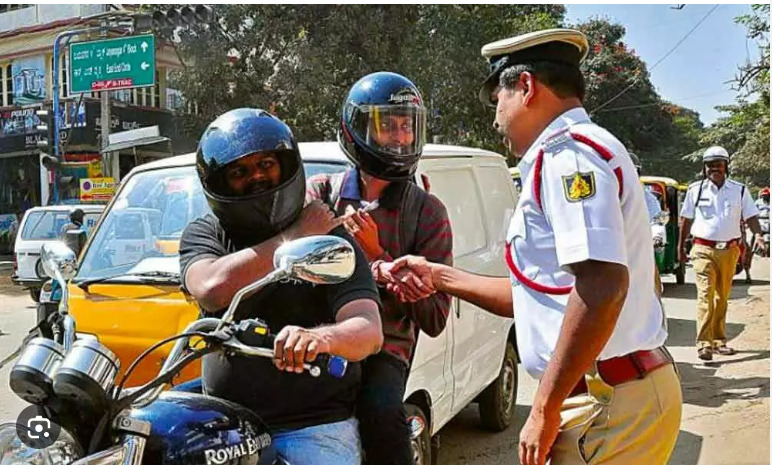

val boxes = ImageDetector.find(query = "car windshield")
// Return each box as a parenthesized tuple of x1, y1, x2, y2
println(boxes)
(76, 161, 350, 282)
(21, 210, 100, 240)
(76, 166, 210, 281)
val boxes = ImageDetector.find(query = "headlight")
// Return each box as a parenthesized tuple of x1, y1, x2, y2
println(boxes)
(0, 422, 83, 464)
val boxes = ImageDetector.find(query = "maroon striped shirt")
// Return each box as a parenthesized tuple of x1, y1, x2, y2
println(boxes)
(306, 169, 453, 364)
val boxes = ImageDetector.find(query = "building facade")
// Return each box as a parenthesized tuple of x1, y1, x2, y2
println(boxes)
(0, 4, 196, 252)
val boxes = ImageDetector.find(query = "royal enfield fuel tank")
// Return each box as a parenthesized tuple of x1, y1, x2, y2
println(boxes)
(128, 391, 272, 465)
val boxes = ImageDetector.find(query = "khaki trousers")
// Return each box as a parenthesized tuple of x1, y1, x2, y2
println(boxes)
(690, 244, 741, 349)
(550, 364, 682, 465)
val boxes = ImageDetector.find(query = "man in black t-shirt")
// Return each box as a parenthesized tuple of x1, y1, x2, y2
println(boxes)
(179, 109, 383, 465)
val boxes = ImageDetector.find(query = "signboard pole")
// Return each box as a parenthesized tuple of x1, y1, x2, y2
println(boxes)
(99, 24, 113, 180)
(51, 25, 102, 204)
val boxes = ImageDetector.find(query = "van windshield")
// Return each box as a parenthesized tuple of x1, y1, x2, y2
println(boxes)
(76, 161, 350, 282)
(22, 210, 100, 240)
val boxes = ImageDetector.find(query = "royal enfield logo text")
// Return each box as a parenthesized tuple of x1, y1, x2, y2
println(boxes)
(204, 434, 271, 465)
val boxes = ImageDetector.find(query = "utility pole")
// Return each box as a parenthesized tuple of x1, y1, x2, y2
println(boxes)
(98, 22, 115, 180)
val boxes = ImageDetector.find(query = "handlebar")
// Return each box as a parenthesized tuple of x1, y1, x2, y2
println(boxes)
(131, 318, 348, 407)
(221, 334, 348, 379)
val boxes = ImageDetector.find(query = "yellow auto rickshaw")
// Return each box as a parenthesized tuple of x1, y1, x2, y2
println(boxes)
(641, 176, 685, 284)
(509, 167, 522, 193)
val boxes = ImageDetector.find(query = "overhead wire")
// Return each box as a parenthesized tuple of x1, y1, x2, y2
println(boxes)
(589, 4, 721, 116)
(594, 89, 734, 113)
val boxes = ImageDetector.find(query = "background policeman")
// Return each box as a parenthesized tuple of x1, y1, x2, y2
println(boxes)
(678, 146, 766, 361)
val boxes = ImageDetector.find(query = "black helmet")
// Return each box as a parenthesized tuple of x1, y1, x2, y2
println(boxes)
(338, 72, 427, 181)
(69, 208, 84, 224)
(196, 108, 305, 240)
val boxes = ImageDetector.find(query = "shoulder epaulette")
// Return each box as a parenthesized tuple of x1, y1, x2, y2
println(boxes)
(542, 127, 572, 153)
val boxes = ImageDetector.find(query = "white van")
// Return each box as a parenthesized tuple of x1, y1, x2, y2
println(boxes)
(304, 143, 518, 463)
(70, 142, 518, 463)
(12, 204, 104, 301)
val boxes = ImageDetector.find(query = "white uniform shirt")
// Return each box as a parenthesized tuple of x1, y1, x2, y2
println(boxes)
(507, 108, 667, 379)
(680, 179, 758, 241)
(643, 186, 662, 223)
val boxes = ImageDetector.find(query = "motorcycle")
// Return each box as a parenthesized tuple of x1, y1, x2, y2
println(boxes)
(756, 206, 769, 257)
(0, 235, 355, 465)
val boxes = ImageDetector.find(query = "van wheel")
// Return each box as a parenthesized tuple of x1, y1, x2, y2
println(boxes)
(29, 288, 40, 302)
(406, 403, 431, 465)
(478, 342, 517, 431)
(675, 261, 686, 285)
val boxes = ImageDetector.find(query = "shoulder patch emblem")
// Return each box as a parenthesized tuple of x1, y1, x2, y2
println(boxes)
(562, 172, 596, 202)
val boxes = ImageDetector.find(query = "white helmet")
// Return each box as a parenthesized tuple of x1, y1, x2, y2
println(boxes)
(702, 146, 730, 164)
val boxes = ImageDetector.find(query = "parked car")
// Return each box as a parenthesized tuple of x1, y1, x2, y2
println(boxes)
(68, 142, 518, 463)
(11, 204, 104, 301)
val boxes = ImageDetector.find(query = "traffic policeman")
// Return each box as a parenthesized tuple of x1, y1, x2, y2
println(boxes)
(387, 29, 681, 465)
(678, 146, 766, 361)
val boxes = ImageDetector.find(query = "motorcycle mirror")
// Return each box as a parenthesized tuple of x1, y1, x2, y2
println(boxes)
(41, 242, 78, 282)
(220, 235, 355, 327)
(274, 235, 356, 285)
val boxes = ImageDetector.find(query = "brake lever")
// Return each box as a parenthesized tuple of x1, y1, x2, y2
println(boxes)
(0, 345, 22, 370)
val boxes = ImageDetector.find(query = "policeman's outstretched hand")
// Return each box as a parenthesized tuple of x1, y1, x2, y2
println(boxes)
(389, 255, 438, 302)
(290, 200, 344, 238)
(519, 406, 561, 465)
(373, 261, 435, 303)
(273, 325, 331, 374)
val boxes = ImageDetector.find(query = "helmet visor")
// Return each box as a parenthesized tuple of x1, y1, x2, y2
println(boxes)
(348, 104, 427, 158)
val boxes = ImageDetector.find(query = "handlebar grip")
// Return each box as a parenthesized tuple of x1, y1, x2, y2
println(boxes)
(261, 333, 347, 378)
(311, 354, 348, 379)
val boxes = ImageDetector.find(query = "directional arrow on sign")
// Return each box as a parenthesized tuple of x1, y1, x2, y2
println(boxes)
(141, 62, 150, 71)
(141, 41, 148, 52)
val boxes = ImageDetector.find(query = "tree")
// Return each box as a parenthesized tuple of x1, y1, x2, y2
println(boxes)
(401, 5, 565, 152)
(575, 18, 702, 180)
(696, 4, 769, 188)
(162, 5, 565, 149)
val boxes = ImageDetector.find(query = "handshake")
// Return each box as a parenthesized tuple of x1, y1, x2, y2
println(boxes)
(373, 256, 438, 303)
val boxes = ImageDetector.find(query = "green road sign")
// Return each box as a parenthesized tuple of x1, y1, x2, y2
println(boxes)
(69, 34, 155, 94)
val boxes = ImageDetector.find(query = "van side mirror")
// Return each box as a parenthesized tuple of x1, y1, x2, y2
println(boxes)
(63, 229, 87, 257)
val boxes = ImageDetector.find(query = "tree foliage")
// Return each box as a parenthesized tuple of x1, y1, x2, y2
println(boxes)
(575, 18, 702, 179)
(696, 4, 770, 188)
(161, 6, 717, 183)
(162, 5, 565, 149)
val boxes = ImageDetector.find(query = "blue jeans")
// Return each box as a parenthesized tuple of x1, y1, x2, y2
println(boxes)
(268, 417, 361, 465)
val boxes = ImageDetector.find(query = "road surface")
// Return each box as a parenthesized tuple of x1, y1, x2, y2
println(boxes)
(0, 259, 768, 464)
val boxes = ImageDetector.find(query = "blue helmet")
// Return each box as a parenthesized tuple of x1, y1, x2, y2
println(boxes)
(338, 72, 427, 181)
(196, 108, 304, 240)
